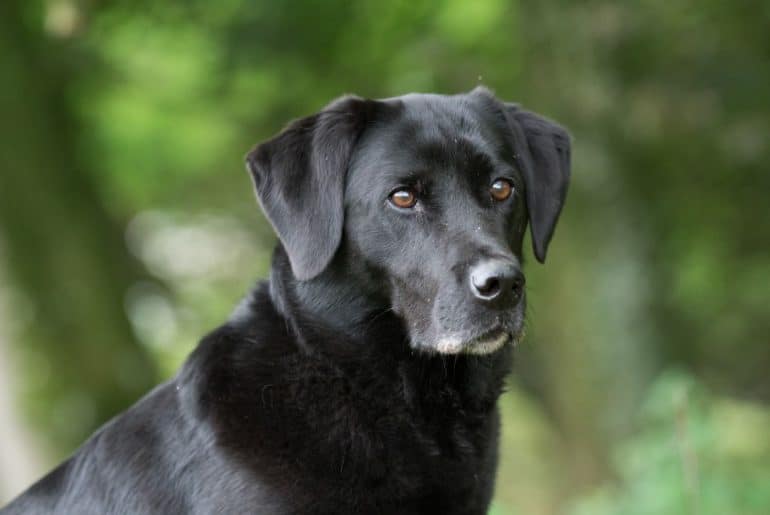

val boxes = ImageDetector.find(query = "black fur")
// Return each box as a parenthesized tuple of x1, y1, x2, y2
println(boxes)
(1, 88, 570, 514)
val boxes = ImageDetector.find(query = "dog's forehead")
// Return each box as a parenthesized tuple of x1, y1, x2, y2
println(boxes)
(353, 92, 509, 179)
(393, 92, 500, 141)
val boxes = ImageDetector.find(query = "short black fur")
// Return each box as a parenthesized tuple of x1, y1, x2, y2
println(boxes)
(1, 88, 570, 515)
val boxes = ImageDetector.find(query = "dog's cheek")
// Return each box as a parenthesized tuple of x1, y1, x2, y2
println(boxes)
(431, 295, 459, 336)
(387, 275, 434, 345)
(430, 281, 475, 336)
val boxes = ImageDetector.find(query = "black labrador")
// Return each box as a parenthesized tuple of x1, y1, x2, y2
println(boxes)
(1, 87, 570, 514)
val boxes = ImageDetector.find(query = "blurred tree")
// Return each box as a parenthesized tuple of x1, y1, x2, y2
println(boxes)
(0, 1, 157, 455)
(0, 0, 768, 512)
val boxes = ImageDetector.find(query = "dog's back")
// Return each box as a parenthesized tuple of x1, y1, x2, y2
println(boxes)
(2, 376, 287, 514)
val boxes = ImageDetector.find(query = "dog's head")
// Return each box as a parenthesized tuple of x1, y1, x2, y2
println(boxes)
(246, 88, 570, 355)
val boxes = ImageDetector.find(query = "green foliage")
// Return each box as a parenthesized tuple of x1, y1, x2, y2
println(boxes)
(569, 370, 770, 515)
(0, 0, 768, 511)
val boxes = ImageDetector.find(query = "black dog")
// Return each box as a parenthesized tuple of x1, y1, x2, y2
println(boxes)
(1, 87, 570, 514)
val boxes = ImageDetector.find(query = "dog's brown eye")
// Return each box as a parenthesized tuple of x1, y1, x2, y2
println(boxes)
(490, 179, 513, 201)
(389, 188, 417, 209)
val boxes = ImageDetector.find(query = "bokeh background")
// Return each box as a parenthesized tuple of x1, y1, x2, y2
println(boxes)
(1, 0, 769, 513)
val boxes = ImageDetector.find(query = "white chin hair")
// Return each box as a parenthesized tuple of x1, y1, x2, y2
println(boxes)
(434, 337, 465, 354)
(434, 331, 510, 355)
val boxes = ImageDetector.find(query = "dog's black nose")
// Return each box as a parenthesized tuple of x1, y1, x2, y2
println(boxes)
(470, 260, 525, 304)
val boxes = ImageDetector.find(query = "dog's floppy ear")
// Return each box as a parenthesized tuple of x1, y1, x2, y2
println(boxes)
(503, 104, 571, 263)
(245, 96, 376, 280)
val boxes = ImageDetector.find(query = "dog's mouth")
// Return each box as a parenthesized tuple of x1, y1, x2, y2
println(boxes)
(433, 326, 515, 355)
(464, 328, 512, 355)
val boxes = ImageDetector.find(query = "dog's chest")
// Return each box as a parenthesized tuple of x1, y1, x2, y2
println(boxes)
(206, 355, 500, 513)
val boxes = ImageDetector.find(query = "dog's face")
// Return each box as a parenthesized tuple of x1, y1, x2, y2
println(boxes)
(343, 94, 531, 354)
(247, 88, 570, 355)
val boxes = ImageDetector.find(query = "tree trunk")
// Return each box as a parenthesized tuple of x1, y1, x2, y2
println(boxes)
(0, 1, 157, 458)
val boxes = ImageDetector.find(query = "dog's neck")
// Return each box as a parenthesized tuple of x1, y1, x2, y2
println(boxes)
(268, 245, 409, 356)
(263, 245, 512, 409)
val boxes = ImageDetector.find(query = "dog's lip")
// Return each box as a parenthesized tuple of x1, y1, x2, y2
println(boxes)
(469, 326, 507, 344)
(464, 327, 511, 354)
(433, 326, 512, 354)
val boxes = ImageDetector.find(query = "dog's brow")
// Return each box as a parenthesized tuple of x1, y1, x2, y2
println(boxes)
(466, 150, 497, 175)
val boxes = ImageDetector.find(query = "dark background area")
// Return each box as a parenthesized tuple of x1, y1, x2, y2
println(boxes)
(1, 1, 768, 513)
